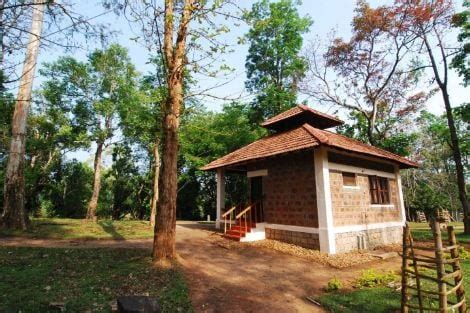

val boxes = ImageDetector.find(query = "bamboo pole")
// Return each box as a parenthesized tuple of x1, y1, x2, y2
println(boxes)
(447, 226, 466, 313)
(402, 225, 410, 313)
(433, 221, 447, 312)
(408, 226, 424, 312)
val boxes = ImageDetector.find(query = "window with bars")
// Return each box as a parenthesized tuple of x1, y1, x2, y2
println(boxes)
(368, 175, 390, 204)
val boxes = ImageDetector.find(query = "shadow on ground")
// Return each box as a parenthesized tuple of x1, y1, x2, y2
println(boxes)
(98, 220, 125, 240)
(176, 221, 219, 232)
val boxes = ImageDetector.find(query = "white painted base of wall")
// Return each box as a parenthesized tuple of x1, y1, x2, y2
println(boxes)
(240, 222, 266, 242)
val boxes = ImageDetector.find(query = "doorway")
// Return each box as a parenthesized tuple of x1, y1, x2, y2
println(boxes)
(250, 176, 264, 223)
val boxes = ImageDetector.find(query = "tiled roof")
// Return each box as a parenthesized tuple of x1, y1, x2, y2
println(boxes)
(303, 124, 418, 168)
(201, 124, 418, 170)
(200, 126, 321, 170)
(261, 104, 344, 130)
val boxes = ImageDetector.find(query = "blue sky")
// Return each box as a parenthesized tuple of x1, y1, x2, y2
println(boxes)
(33, 0, 469, 116)
(28, 0, 469, 163)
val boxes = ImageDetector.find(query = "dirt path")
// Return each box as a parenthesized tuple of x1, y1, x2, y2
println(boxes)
(0, 222, 402, 313)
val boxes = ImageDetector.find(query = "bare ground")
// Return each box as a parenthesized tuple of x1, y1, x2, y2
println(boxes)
(0, 221, 403, 313)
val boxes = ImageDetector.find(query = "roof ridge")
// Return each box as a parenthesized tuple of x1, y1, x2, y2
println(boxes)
(302, 123, 329, 144)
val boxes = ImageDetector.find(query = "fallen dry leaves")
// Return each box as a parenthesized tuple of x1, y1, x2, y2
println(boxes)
(245, 239, 378, 268)
(208, 233, 379, 268)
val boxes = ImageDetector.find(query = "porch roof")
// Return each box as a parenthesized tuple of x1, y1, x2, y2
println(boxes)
(201, 123, 419, 171)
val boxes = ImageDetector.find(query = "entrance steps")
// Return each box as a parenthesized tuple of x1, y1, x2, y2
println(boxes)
(223, 222, 265, 242)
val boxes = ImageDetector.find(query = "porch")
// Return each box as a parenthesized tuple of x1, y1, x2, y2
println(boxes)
(213, 148, 332, 252)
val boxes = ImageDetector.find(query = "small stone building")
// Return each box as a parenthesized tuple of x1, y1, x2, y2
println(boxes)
(202, 105, 418, 254)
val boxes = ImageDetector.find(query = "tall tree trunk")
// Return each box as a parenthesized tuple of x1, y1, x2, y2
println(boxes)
(441, 86, 469, 233)
(153, 90, 181, 260)
(150, 139, 160, 227)
(86, 141, 104, 221)
(1, 1, 45, 230)
(422, 33, 470, 234)
(153, 0, 194, 262)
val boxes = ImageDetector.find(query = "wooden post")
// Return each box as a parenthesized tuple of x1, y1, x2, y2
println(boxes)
(433, 221, 447, 312)
(401, 225, 410, 313)
(408, 226, 424, 312)
(447, 226, 467, 313)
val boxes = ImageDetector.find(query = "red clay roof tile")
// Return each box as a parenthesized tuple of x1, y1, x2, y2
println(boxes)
(261, 104, 344, 130)
(201, 123, 418, 170)
(200, 126, 321, 170)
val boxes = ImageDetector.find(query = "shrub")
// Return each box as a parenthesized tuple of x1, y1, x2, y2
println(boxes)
(354, 270, 398, 288)
(325, 277, 343, 292)
(459, 247, 470, 260)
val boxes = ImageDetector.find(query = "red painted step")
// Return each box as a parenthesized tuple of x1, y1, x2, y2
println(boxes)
(230, 225, 252, 232)
(224, 233, 242, 241)
(223, 221, 258, 241)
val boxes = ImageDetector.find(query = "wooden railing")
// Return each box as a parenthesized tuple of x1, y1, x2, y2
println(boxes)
(222, 202, 264, 234)
(222, 205, 238, 234)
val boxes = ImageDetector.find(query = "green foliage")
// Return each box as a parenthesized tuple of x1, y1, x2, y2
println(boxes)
(0, 93, 14, 161)
(107, 143, 150, 220)
(459, 246, 470, 260)
(244, 0, 312, 123)
(41, 44, 139, 147)
(451, 0, 470, 86)
(45, 160, 94, 218)
(403, 107, 469, 219)
(0, 93, 14, 205)
(119, 55, 166, 149)
(0, 247, 192, 311)
(179, 103, 264, 219)
(337, 111, 418, 156)
(354, 270, 398, 288)
(325, 277, 343, 292)
(35, 44, 141, 217)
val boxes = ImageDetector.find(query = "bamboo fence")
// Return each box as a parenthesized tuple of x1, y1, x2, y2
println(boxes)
(401, 221, 466, 312)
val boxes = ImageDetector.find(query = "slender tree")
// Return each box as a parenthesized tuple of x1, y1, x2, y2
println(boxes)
(118, 58, 166, 226)
(40, 44, 138, 221)
(397, 0, 470, 233)
(244, 0, 312, 123)
(106, 0, 240, 261)
(152, 0, 196, 261)
(1, 0, 45, 229)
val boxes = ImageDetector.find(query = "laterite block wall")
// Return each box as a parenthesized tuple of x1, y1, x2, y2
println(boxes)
(335, 226, 402, 253)
(265, 228, 319, 249)
(329, 171, 401, 226)
(247, 151, 319, 227)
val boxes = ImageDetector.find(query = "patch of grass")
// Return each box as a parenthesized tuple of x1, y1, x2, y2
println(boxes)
(0, 218, 154, 240)
(319, 258, 470, 312)
(0, 247, 192, 312)
(408, 222, 464, 229)
(318, 287, 401, 313)
(411, 227, 470, 245)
